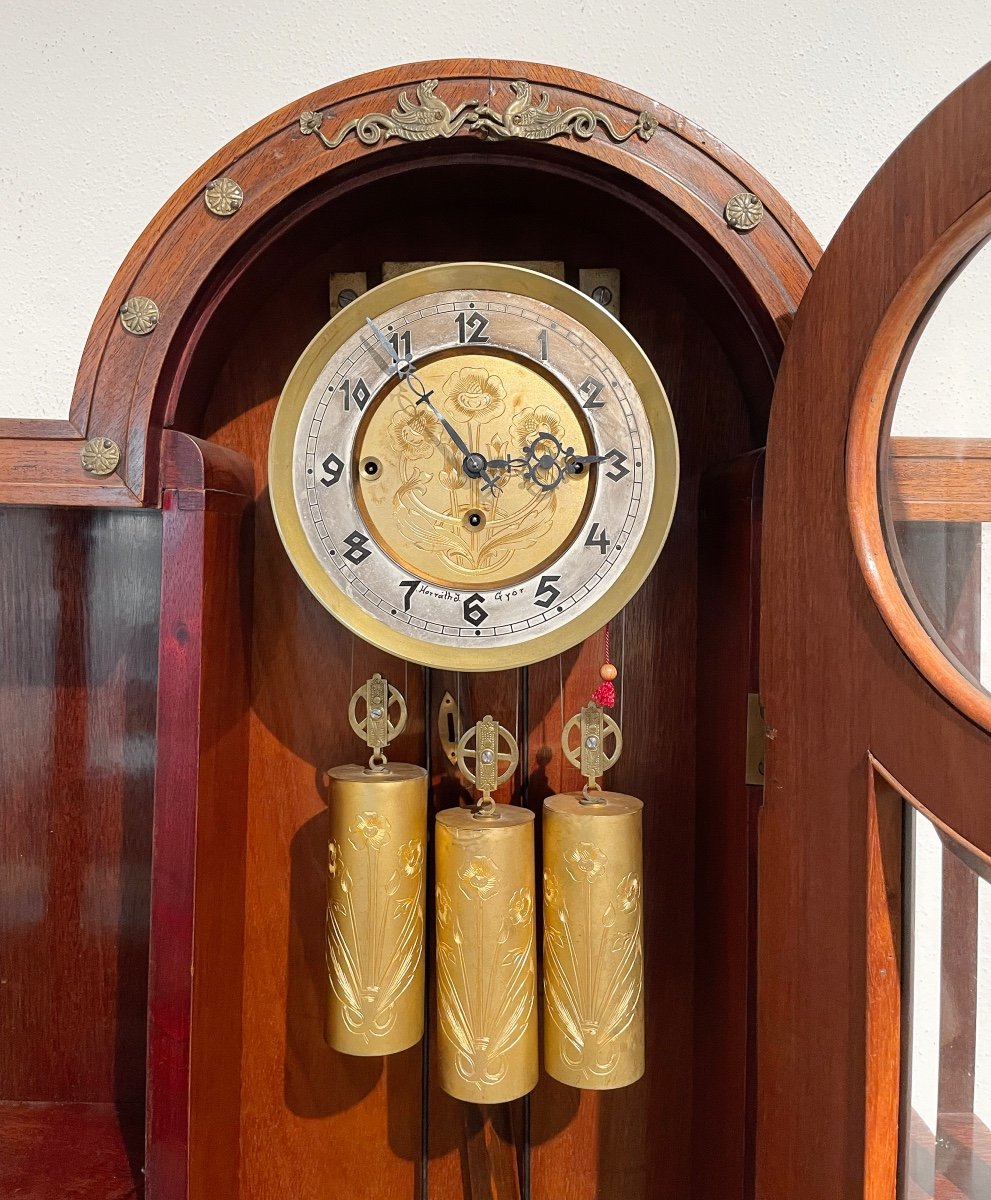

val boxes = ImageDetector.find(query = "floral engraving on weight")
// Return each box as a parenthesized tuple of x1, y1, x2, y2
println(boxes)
(436, 857, 535, 1090)
(326, 814, 424, 1043)
(544, 844, 642, 1080)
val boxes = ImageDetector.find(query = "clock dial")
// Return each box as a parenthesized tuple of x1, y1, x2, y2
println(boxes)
(269, 263, 679, 670)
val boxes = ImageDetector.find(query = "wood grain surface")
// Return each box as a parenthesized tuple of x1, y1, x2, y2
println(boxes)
(760, 61, 991, 1200)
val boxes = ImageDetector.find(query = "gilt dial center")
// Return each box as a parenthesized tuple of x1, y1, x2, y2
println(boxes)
(353, 349, 594, 591)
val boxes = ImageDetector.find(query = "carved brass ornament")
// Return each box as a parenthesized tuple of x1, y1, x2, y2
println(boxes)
(204, 176, 244, 216)
(300, 78, 657, 153)
(80, 437, 121, 477)
(119, 295, 159, 336)
(724, 191, 764, 232)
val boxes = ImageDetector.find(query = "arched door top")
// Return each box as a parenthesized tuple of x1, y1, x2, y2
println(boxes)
(0, 59, 816, 507)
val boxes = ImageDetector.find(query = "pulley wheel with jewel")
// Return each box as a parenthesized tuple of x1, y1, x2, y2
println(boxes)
(348, 672, 407, 767)
(456, 715, 519, 809)
(562, 700, 623, 795)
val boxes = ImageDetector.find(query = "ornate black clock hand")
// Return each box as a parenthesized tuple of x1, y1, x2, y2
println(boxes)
(365, 317, 411, 375)
(366, 317, 490, 478)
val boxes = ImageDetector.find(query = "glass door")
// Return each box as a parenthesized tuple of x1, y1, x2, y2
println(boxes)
(758, 61, 991, 1200)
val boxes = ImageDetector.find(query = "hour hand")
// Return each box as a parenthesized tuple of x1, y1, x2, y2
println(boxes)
(365, 317, 411, 376)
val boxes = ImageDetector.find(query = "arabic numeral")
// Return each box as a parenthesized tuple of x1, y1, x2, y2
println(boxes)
(585, 523, 611, 555)
(456, 311, 490, 344)
(579, 376, 606, 409)
(389, 330, 412, 360)
(320, 452, 344, 487)
(463, 592, 487, 627)
(399, 579, 419, 612)
(343, 530, 371, 565)
(533, 574, 561, 609)
(341, 377, 371, 412)
(604, 448, 630, 482)
(537, 328, 549, 361)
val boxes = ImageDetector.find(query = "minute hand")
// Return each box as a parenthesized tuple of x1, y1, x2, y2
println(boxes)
(414, 391, 488, 477)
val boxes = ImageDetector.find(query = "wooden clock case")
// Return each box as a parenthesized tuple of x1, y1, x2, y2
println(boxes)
(3, 57, 987, 1200)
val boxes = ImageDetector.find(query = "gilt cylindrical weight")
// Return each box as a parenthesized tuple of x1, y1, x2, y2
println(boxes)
(435, 805, 538, 1102)
(326, 762, 427, 1055)
(542, 791, 644, 1089)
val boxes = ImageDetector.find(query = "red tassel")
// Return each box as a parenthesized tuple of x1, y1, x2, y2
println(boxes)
(592, 680, 616, 708)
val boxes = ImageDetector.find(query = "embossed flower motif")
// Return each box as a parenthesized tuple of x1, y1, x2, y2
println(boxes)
(400, 839, 423, 877)
(508, 888, 533, 926)
(327, 840, 338, 881)
(543, 869, 560, 907)
(389, 403, 440, 461)
(458, 855, 500, 900)
(511, 404, 565, 450)
(350, 811, 392, 850)
(638, 111, 659, 141)
(299, 109, 324, 135)
(565, 841, 607, 882)
(443, 367, 507, 425)
(436, 885, 452, 929)
(616, 872, 640, 913)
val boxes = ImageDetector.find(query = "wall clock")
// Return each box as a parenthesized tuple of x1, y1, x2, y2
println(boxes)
(269, 262, 679, 668)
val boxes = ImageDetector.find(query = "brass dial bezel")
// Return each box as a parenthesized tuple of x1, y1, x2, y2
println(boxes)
(269, 262, 679, 671)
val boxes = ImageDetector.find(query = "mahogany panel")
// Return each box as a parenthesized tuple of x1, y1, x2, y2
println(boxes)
(146, 431, 254, 1199)
(0, 507, 160, 1110)
(691, 450, 764, 1200)
(197, 278, 426, 1200)
(0, 1101, 143, 1200)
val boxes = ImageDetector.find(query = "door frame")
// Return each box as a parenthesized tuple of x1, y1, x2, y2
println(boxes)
(759, 62, 991, 1199)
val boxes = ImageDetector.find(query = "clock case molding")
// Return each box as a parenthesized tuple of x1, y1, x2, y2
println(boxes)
(4, 57, 982, 1200)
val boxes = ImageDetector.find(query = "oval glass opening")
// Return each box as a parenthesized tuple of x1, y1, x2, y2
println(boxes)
(880, 238, 991, 699)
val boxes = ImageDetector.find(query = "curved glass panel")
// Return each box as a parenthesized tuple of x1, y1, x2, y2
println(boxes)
(881, 239, 991, 698)
(902, 806, 991, 1199)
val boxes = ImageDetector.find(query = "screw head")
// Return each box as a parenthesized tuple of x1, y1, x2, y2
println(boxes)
(591, 285, 613, 306)
(338, 288, 358, 307)
(204, 177, 244, 217)
(369, 706, 384, 720)
(585, 735, 599, 750)
(480, 749, 495, 764)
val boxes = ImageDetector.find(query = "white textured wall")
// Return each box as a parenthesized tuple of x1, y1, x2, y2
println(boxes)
(1, 1, 989, 420)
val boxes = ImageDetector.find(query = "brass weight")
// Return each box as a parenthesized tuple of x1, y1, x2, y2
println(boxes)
(434, 716, 539, 1103)
(543, 702, 644, 1089)
(325, 675, 427, 1056)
